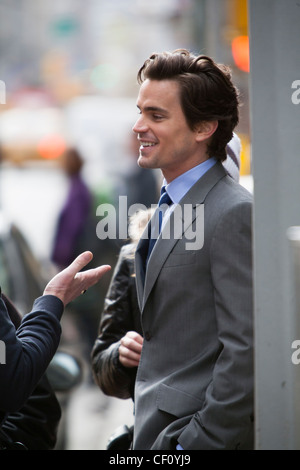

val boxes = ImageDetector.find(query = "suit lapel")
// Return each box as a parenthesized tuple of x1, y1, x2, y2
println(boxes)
(142, 208, 181, 308)
(135, 233, 148, 312)
(135, 161, 226, 312)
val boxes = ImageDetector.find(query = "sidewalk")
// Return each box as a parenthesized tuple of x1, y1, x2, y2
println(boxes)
(64, 382, 134, 450)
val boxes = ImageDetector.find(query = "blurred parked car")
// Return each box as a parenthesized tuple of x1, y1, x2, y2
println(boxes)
(0, 211, 46, 312)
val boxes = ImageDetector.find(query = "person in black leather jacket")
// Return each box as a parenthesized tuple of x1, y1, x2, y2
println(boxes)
(91, 210, 152, 399)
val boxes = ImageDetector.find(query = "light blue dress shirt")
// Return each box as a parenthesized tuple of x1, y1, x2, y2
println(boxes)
(165, 157, 217, 204)
(160, 157, 217, 229)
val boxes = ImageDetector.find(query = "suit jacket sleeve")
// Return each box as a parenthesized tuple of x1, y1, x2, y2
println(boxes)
(163, 199, 253, 450)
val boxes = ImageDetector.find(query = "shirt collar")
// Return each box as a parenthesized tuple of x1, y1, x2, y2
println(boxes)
(163, 157, 217, 204)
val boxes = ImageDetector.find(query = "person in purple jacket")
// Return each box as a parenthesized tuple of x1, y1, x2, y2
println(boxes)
(51, 148, 92, 269)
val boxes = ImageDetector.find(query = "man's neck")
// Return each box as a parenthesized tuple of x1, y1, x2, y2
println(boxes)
(162, 157, 217, 204)
(162, 155, 211, 184)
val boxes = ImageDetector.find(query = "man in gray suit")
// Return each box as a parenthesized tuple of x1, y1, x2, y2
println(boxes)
(118, 50, 253, 450)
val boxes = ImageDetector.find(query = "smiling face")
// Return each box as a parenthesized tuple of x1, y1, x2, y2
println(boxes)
(132, 79, 210, 183)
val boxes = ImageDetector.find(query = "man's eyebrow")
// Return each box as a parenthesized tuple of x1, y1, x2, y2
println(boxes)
(137, 104, 169, 114)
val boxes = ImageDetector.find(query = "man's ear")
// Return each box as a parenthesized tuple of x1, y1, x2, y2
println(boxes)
(195, 121, 218, 142)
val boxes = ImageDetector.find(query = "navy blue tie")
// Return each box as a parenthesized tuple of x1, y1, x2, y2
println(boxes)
(146, 187, 172, 263)
(158, 186, 172, 205)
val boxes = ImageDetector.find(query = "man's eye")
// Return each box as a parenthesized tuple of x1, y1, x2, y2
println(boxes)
(153, 114, 163, 120)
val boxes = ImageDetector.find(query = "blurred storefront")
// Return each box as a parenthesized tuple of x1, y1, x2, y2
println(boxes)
(0, 0, 251, 174)
(0, 0, 252, 261)
(0, 0, 253, 450)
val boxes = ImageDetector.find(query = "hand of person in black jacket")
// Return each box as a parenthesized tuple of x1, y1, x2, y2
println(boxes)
(44, 251, 111, 306)
(0, 251, 111, 416)
(119, 331, 143, 368)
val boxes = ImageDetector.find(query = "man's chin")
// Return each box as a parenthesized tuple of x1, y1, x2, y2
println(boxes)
(137, 155, 153, 169)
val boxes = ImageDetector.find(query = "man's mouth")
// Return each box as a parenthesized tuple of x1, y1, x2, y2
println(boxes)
(140, 141, 157, 148)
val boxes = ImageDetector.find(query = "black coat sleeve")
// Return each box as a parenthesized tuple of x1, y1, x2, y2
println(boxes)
(0, 293, 62, 449)
(0, 374, 61, 450)
(0, 293, 63, 412)
(91, 244, 143, 400)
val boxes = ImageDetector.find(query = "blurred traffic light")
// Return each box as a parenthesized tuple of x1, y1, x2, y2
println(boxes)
(37, 135, 66, 160)
(228, 0, 249, 72)
(231, 35, 249, 73)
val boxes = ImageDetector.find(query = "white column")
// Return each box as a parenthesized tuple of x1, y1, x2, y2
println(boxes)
(249, 0, 300, 449)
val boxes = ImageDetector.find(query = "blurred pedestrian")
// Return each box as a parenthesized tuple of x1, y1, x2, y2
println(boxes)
(223, 132, 241, 182)
(0, 250, 110, 448)
(51, 147, 113, 365)
(51, 147, 92, 269)
(130, 49, 253, 450)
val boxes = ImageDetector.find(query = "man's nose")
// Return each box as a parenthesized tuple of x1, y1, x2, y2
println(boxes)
(132, 115, 147, 134)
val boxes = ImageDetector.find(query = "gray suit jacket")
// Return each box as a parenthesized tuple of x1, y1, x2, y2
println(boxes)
(133, 162, 253, 450)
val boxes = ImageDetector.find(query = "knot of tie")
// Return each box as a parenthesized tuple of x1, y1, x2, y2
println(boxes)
(158, 187, 172, 232)
(158, 186, 172, 207)
(146, 186, 172, 265)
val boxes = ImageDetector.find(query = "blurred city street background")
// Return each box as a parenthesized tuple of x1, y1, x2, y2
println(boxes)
(0, 0, 251, 450)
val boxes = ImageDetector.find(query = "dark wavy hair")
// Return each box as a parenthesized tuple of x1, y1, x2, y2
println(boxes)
(137, 49, 240, 161)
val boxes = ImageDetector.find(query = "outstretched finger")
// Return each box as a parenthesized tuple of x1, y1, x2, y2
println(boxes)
(79, 265, 111, 289)
(91, 265, 112, 282)
(67, 251, 94, 277)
